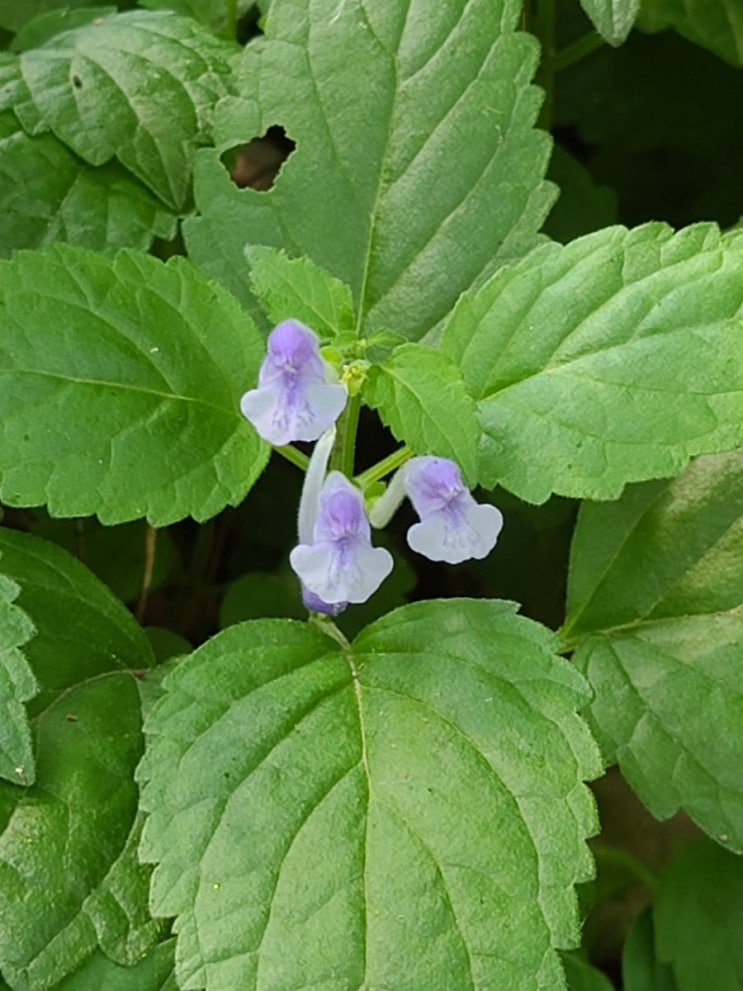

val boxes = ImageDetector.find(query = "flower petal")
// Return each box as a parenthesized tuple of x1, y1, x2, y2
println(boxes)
(407, 502, 503, 564)
(240, 320, 347, 444)
(290, 540, 392, 604)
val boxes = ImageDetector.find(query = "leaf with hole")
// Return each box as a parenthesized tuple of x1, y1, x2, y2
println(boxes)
(185, 0, 554, 340)
(139, 600, 601, 990)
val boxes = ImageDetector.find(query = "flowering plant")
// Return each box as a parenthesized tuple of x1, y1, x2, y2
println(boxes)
(0, 2, 742, 990)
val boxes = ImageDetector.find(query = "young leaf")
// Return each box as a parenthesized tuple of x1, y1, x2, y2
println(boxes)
(364, 343, 480, 482)
(246, 245, 355, 339)
(184, 0, 555, 340)
(565, 450, 743, 851)
(0, 528, 159, 989)
(0, 10, 237, 210)
(653, 841, 743, 990)
(0, 569, 36, 787)
(578, 0, 641, 46)
(139, 601, 601, 990)
(637, 0, 743, 68)
(441, 223, 743, 502)
(0, 112, 176, 256)
(0, 243, 269, 525)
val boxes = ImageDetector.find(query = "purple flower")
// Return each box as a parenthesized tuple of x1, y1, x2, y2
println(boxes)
(290, 470, 393, 613)
(240, 320, 347, 445)
(403, 457, 503, 564)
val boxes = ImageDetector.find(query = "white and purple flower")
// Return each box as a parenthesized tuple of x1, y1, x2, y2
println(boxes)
(370, 456, 503, 564)
(290, 428, 393, 615)
(240, 319, 347, 445)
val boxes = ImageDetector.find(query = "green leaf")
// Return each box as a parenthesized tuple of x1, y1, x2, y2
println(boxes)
(0, 112, 176, 257)
(139, 0, 236, 34)
(246, 245, 355, 338)
(0, 569, 36, 787)
(441, 223, 743, 502)
(11, 8, 117, 51)
(622, 908, 678, 991)
(50, 940, 176, 991)
(566, 451, 743, 850)
(1, 10, 237, 210)
(0, 0, 133, 34)
(578, 0, 641, 45)
(637, 0, 743, 68)
(184, 0, 555, 341)
(364, 343, 480, 481)
(561, 952, 616, 991)
(0, 528, 158, 990)
(139, 601, 601, 990)
(0, 243, 269, 525)
(653, 840, 743, 990)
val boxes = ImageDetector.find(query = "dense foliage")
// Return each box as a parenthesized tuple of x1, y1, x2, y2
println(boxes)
(0, 0, 742, 988)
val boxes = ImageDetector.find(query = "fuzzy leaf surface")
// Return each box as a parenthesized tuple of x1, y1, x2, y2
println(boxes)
(364, 343, 480, 481)
(442, 223, 743, 501)
(185, 0, 554, 340)
(637, 0, 743, 67)
(139, 601, 601, 991)
(566, 451, 743, 850)
(0, 244, 269, 525)
(1, 10, 236, 210)
(0, 570, 36, 786)
(0, 528, 158, 990)
(0, 112, 176, 256)
(246, 246, 355, 339)
(579, 0, 641, 45)
(0, 0, 130, 33)
(653, 841, 743, 990)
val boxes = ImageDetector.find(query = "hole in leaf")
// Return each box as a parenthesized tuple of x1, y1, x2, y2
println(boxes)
(227, 126, 296, 191)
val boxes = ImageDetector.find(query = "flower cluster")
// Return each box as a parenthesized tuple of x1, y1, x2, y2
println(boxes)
(241, 319, 503, 616)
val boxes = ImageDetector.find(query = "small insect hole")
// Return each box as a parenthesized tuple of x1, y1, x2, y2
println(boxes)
(72, 75, 83, 89)
(227, 125, 296, 192)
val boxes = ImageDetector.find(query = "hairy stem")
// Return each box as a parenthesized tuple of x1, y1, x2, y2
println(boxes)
(275, 444, 310, 471)
(355, 445, 413, 490)
(331, 394, 362, 476)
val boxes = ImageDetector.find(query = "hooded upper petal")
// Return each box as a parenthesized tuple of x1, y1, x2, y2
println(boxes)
(240, 319, 347, 445)
(290, 472, 393, 607)
(403, 456, 503, 564)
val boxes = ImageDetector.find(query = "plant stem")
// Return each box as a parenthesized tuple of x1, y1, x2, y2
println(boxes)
(533, 0, 556, 131)
(224, 0, 238, 40)
(355, 445, 412, 490)
(331, 394, 362, 476)
(136, 524, 157, 624)
(275, 444, 310, 471)
(592, 844, 660, 891)
(553, 31, 605, 72)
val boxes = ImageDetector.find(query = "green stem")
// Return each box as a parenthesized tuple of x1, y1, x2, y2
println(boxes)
(310, 613, 352, 650)
(224, 0, 238, 40)
(275, 444, 310, 471)
(331, 394, 362, 476)
(355, 445, 413, 490)
(592, 844, 660, 891)
(533, 0, 556, 131)
(553, 31, 605, 72)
